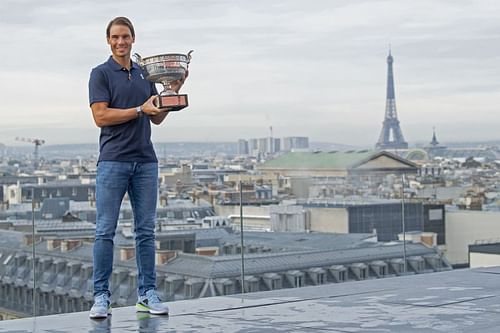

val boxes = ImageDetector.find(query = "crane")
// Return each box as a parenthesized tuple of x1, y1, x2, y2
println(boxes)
(15, 137, 45, 168)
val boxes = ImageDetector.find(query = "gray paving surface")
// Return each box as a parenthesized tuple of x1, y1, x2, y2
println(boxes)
(1, 267, 500, 332)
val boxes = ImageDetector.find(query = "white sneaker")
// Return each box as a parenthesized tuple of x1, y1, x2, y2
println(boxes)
(136, 289, 169, 315)
(89, 293, 112, 319)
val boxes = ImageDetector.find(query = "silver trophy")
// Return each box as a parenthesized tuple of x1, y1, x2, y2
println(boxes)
(134, 50, 193, 111)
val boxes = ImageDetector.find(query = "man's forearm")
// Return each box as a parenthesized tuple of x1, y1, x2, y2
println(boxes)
(92, 106, 140, 127)
(151, 111, 168, 125)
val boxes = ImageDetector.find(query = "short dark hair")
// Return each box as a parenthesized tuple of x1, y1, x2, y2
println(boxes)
(106, 16, 135, 38)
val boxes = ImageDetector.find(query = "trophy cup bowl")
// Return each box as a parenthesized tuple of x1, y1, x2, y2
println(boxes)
(134, 50, 193, 111)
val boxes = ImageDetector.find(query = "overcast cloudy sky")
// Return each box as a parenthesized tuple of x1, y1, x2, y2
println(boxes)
(0, 0, 499, 147)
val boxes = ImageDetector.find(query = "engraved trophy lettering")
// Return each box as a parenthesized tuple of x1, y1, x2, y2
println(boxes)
(134, 50, 193, 111)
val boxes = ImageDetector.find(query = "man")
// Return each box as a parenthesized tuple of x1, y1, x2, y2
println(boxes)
(88, 16, 186, 319)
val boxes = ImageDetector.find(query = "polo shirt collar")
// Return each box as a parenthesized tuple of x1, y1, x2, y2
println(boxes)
(107, 56, 140, 71)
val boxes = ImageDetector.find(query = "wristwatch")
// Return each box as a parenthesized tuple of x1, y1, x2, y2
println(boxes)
(136, 106, 143, 116)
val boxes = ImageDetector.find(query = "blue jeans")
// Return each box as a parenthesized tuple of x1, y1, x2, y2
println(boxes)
(93, 161, 158, 298)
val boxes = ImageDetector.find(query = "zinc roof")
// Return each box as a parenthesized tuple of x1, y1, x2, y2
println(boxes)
(163, 242, 439, 279)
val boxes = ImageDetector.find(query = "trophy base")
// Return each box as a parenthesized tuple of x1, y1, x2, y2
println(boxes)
(156, 94, 188, 112)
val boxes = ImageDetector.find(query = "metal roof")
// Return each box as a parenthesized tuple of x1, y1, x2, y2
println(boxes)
(469, 242, 500, 255)
(163, 242, 439, 278)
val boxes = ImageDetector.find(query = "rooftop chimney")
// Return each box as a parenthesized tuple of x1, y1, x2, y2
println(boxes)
(120, 247, 135, 261)
(156, 250, 177, 265)
(23, 234, 41, 246)
(61, 240, 82, 252)
(47, 239, 61, 251)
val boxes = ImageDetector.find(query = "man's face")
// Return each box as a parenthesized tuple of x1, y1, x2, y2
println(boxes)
(107, 24, 134, 58)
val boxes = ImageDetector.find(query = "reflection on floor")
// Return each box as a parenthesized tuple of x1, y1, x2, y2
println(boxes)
(1, 266, 500, 332)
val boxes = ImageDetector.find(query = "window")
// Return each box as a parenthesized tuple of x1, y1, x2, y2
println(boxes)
(166, 281, 174, 294)
(247, 281, 259, 292)
(223, 285, 232, 295)
(294, 276, 303, 287)
(429, 209, 442, 220)
(186, 285, 193, 298)
(272, 279, 281, 290)
(316, 273, 326, 285)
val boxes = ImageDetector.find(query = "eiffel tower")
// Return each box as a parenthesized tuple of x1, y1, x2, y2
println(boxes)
(375, 49, 408, 150)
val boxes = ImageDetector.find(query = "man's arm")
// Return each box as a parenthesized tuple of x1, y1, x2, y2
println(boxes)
(150, 71, 189, 126)
(150, 111, 168, 125)
(91, 96, 162, 128)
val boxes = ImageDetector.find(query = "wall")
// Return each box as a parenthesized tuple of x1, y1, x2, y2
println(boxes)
(445, 211, 500, 265)
(270, 205, 309, 232)
(215, 204, 271, 231)
(309, 207, 348, 233)
(469, 252, 500, 268)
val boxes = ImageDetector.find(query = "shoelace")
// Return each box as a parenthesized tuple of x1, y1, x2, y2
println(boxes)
(146, 292, 161, 304)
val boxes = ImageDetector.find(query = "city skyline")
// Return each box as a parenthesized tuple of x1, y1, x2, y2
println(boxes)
(1, 0, 499, 146)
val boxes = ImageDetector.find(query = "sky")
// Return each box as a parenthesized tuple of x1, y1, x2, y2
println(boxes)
(0, 0, 499, 147)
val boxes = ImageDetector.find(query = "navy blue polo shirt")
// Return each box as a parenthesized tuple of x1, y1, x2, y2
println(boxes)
(89, 56, 158, 163)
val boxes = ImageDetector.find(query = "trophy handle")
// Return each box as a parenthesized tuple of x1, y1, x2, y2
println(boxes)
(133, 53, 143, 66)
(186, 50, 194, 67)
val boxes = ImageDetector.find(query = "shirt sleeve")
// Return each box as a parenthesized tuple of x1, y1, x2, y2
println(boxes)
(88, 68, 111, 106)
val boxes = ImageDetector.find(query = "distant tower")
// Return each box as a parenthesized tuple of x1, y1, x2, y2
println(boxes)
(430, 127, 439, 147)
(375, 49, 408, 150)
(237, 139, 249, 155)
(426, 127, 446, 157)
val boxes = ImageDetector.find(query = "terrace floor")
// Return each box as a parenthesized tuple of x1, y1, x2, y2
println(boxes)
(1, 266, 500, 332)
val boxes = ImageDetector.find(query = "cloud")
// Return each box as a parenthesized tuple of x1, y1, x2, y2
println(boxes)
(0, 0, 499, 146)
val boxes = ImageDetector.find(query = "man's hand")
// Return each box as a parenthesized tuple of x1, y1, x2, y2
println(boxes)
(171, 70, 189, 93)
(141, 95, 162, 116)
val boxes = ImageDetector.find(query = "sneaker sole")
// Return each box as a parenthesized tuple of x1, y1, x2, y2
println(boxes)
(135, 303, 149, 313)
(89, 308, 112, 319)
(135, 303, 168, 315)
(149, 309, 169, 315)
